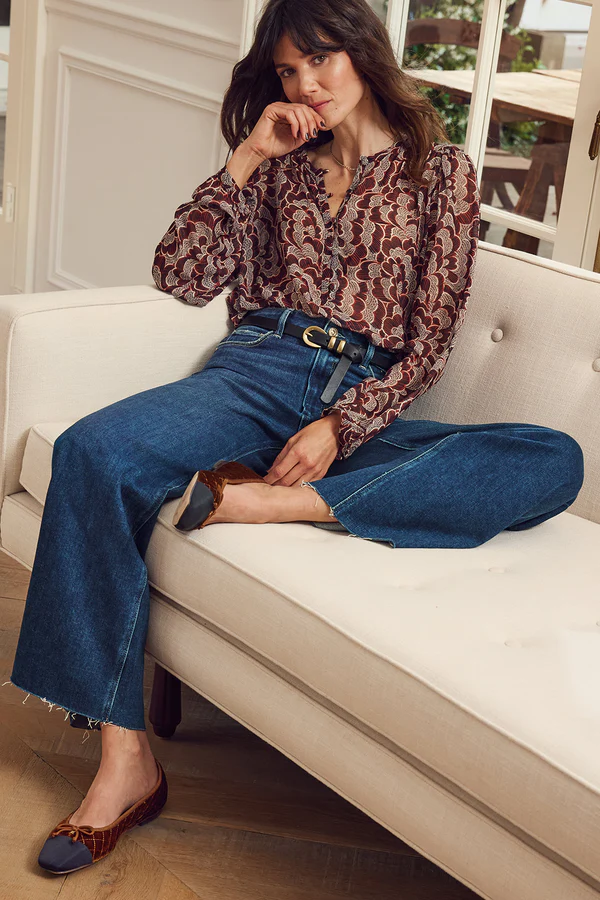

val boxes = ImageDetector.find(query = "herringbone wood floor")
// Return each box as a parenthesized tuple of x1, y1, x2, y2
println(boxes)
(0, 549, 480, 899)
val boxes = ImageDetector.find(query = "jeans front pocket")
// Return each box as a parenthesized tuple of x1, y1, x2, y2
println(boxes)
(217, 324, 277, 348)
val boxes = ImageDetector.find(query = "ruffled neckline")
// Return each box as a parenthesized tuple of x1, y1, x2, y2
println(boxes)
(296, 138, 406, 177)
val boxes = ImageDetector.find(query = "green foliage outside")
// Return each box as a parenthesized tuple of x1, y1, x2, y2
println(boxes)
(381, 0, 544, 158)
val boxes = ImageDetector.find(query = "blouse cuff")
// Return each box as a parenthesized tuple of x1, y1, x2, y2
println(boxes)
(218, 165, 260, 222)
(321, 406, 366, 461)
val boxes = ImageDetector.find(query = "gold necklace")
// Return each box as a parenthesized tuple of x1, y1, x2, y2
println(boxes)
(329, 137, 396, 172)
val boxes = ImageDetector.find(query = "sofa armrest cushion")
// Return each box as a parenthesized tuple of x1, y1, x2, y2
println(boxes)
(0, 284, 232, 502)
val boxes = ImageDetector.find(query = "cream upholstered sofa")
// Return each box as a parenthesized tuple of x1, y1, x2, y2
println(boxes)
(0, 241, 599, 900)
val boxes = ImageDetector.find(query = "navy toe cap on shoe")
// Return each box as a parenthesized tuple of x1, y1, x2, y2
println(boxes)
(175, 481, 215, 530)
(38, 835, 93, 873)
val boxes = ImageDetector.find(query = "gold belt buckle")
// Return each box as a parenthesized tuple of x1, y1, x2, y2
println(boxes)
(302, 325, 328, 349)
(302, 325, 346, 353)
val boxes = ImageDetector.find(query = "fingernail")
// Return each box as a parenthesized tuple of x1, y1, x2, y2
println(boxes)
(305, 132, 310, 141)
(312, 128, 318, 137)
(320, 120, 326, 127)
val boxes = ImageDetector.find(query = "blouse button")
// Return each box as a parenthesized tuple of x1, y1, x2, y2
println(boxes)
(592, 358, 600, 372)
(491, 328, 504, 342)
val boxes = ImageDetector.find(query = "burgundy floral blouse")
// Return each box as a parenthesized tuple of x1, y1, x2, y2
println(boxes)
(152, 140, 480, 460)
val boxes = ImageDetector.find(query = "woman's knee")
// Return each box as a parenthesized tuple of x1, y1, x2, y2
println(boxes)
(55, 416, 105, 458)
(541, 427, 584, 495)
(53, 407, 134, 472)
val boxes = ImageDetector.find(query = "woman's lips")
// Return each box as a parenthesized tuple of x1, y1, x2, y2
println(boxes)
(312, 100, 330, 112)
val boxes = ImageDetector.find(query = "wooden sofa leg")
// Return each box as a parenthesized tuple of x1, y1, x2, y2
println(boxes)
(149, 663, 182, 738)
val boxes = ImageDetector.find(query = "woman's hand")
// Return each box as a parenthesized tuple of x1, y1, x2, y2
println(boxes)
(245, 102, 329, 162)
(264, 413, 342, 487)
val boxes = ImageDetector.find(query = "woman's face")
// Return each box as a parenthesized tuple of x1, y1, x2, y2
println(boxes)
(272, 33, 367, 129)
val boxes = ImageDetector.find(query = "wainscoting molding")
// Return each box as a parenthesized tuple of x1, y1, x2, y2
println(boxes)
(47, 48, 222, 290)
(46, 0, 241, 63)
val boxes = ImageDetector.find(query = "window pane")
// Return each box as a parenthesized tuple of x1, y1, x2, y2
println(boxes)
(367, 0, 388, 24)
(402, 0, 483, 147)
(480, 0, 591, 257)
(483, 224, 554, 260)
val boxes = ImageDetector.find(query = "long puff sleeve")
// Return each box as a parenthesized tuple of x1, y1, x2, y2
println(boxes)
(152, 164, 263, 306)
(321, 145, 480, 460)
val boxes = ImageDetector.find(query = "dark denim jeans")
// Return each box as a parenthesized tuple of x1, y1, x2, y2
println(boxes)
(9, 306, 584, 730)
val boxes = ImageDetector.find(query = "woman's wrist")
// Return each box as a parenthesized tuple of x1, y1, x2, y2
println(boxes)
(324, 410, 342, 432)
(226, 142, 265, 189)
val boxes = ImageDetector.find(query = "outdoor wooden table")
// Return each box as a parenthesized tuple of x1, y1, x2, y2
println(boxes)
(532, 69, 580, 82)
(404, 67, 579, 126)
(404, 67, 581, 252)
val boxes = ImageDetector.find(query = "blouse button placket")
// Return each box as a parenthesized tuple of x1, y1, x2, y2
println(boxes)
(313, 157, 367, 302)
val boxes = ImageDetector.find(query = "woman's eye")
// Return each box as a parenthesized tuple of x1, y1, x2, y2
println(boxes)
(279, 54, 327, 78)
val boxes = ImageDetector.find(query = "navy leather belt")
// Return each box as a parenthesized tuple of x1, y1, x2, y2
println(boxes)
(242, 312, 393, 404)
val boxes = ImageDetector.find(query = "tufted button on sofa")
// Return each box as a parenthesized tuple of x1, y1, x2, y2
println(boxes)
(0, 242, 599, 900)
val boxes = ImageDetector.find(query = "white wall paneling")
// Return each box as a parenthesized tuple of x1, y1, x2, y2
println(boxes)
(102, 0, 245, 45)
(27, 0, 245, 292)
(46, 0, 240, 62)
(48, 50, 223, 290)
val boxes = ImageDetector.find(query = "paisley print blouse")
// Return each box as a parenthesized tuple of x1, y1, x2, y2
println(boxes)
(152, 140, 480, 460)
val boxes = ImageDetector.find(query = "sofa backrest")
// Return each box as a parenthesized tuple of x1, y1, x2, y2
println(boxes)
(0, 243, 598, 526)
(406, 242, 600, 524)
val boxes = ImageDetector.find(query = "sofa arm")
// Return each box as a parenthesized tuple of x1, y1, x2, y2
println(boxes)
(0, 284, 232, 504)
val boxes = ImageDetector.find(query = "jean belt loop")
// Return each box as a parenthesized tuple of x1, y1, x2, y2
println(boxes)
(275, 307, 294, 337)
(362, 342, 375, 367)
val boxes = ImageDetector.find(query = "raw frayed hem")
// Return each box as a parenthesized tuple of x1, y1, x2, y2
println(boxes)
(299, 483, 386, 541)
(1, 678, 134, 744)
(300, 480, 339, 519)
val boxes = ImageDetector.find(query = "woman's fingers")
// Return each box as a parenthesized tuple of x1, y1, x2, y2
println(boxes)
(303, 107, 323, 139)
(284, 108, 301, 139)
(311, 109, 325, 132)
(304, 106, 315, 141)
(270, 102, 325, 143)
(284, 104, 321, 141)
(298, 107, 312, 141)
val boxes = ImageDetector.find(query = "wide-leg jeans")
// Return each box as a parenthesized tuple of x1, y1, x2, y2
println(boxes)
(9, 306, 584, 730)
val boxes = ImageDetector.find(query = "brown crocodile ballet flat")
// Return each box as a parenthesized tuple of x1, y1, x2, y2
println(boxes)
(38, 759, 168, 874)
(173, 460, 267, 531)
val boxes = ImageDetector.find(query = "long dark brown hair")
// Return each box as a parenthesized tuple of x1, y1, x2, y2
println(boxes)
(221, 0, 448, 185)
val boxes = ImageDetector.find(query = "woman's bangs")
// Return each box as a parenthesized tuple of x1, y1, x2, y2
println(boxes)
(279, 13, 345, 58)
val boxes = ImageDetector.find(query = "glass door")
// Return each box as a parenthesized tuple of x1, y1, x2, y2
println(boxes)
(367, 0, 600, 269)
(0, 0, 9, 214)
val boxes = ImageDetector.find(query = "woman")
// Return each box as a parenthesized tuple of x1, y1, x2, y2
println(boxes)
(8, 0, 583, 875)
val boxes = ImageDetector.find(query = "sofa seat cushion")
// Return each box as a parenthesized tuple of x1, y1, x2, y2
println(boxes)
(17, 422, 600, 884)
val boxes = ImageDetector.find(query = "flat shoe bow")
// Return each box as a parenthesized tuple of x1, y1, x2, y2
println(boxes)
(38, 759, 168, 874)
(173, 460, 267, 531)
